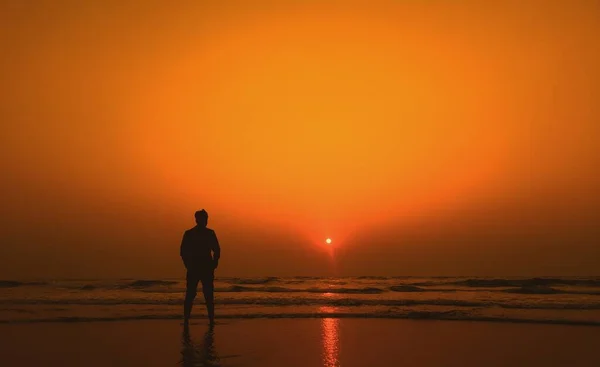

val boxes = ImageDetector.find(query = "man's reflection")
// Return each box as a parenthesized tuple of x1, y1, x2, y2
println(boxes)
(181, 324, 220, 367)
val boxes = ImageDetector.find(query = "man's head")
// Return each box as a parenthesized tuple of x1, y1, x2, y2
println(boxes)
(195, 209, 208, 227)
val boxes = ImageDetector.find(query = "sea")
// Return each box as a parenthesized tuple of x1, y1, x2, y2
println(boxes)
(1, 277, 600, 325)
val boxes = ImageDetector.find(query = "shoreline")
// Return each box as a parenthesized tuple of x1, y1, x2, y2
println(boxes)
(1, 319, 599, 367)
(2, 313, 600, 327)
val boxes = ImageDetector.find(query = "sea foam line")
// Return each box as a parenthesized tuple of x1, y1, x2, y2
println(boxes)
(1, 312, 599, 327)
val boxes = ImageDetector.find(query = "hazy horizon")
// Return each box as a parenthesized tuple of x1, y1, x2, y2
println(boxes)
(1, 1, 599, 279)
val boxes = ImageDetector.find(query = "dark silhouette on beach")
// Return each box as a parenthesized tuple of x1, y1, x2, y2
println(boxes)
(181, 209, 221, 325)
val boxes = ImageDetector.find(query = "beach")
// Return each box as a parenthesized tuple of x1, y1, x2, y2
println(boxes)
(1, 319, 599, 367)
(2, 277, 599, 366)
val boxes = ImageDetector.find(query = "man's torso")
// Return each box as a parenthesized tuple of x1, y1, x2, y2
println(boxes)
(181, 226, 216, 269)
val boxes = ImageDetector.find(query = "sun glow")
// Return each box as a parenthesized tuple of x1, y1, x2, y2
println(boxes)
(128, 4, 515, 236)
(325, 238, 332, 245)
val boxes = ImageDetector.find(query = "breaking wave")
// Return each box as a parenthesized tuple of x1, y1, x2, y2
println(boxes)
(503, 286, 600, 296)
(446, 278, 600, 288)
(503, 286, 561, 295)
(3, 277, 600, 326)
(390, 285, 426, 292)
(227, 277, 280, 285)
(125, 280, 178, 288)
(5, 277, 600, 289)
(0, 281, 46, 288)
(2, 297, 600, 310)
(214, 286, 385, 294)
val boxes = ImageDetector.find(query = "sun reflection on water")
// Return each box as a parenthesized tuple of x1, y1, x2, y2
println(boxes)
(320, 307, 340, 367)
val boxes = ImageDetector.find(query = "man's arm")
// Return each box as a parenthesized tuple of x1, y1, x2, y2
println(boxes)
(180, 232, 190, 270)
(211, 231, 221, 269)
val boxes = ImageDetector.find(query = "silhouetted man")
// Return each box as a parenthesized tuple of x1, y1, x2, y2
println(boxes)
(181, 209, 220, 325)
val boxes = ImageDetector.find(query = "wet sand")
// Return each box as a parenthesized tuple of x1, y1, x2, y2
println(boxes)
(1, 319, 599, 366)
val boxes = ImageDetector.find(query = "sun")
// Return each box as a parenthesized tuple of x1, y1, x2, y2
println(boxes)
(325, 238, 332, 245)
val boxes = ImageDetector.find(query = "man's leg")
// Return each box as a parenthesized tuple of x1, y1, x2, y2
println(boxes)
(200, 271, 215, 324)
(184, 271, 200, 323)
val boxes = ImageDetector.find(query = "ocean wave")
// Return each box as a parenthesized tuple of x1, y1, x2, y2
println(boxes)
(6, 277, 600, 290)
(214, 286, 385, 294)
(503, 286, 561, 295)
(3, 297, 600, 310)
(125, 280, 179, 288)
(0, 281, 46, 288)
(221, 286, 300, 293)
(226, 277, 280, 285)
(450, 278, 600, 288)
(282, 280, 308, 284)
(2, 312, 599, 326)
(307, 287, 384, 294)
(503, 286, 600, 296)
(389, 285, 425, 292)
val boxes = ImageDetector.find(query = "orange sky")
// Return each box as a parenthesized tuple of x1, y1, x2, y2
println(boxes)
(1, 1, 599, 278)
